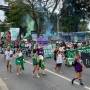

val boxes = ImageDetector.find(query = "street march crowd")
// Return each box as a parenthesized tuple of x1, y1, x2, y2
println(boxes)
(1, 40, 90, 86)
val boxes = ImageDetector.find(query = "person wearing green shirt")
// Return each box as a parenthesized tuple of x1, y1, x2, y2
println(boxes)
(15, 49, 25, 76)
(32, 49, 40, 78)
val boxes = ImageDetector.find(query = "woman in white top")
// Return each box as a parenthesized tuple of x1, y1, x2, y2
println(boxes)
(55, 51, 63, 72)
(5, 48, 12, 72)
(10, 49, 13, 57)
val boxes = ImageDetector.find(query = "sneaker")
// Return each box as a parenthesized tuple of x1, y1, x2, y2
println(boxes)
(71, 80, 74, 85)
(71, 78, 77, 85)
(80, 82, 84, 86)
(36, 74, 40, 78)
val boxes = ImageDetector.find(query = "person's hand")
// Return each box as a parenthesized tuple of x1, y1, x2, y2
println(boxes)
(13, 54, 17, 58)
(82, 64, 86, 71)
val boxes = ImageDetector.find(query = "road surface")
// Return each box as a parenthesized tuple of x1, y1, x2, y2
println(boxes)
(0, 54, 90, 90)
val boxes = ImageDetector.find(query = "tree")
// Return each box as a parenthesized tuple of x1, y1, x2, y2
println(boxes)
(61, 16, 80, 32)
(0, 21, 10, 32)
(5, 1, 32, 27)
(60, 0, 90, 32)
(5, 0, 35, 38)
(79, 20, 88, 31)
(60, 0, 79, 32)
(5, 0, 63, 35)
(26, 0, 64, 35)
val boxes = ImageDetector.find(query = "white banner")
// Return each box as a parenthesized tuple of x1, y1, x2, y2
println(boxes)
(10, 28, 20, 41)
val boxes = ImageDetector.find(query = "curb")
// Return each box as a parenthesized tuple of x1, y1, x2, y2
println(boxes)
(0, 78, 8, 90)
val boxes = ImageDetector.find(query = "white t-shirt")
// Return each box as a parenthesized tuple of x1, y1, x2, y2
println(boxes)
(28, 43, 31, 49)
(5, 51, 11, 60)
(18, 52, 23, 57)
(10, 50, 13, 55)
(56, 54, 63, 64)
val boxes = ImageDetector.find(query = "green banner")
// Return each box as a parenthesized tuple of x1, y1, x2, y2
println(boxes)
(66, 46, 90, 66)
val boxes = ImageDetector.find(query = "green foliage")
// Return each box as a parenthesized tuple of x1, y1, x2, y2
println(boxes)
(61, 16, 80, 32)
(5, 0, 40, 34)
(5, 1, 32, 27)
(60, 0, 90, 32)
(0, 23, 9, 32)
(79, 21, 88, 31)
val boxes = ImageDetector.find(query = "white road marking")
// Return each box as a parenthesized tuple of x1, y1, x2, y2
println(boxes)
(0, 78, 8, 90)
(25, 60, 90, 90)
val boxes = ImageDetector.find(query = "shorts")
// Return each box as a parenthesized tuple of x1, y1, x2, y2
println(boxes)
(6, 60, 11, 65)
(56, 63, 62, 67)
(75, 72, 82, 78)
(33, 61, 39, 66)
(33, 58, 39, 66)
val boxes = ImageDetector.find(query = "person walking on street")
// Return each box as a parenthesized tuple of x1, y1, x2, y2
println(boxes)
(55, 51, 63, 73)
(4, 47, 12, 72)
(36, 45, 45, 75)
(32, 49, 40, 78)
(15, 49, 25, 76)
(54, 47, 58, 62)
(72, 53, 85, 86)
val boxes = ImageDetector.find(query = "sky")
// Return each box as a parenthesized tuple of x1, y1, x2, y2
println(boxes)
(0, 0, 6, 22)
(0, 0, 63, 22)
(46, 0, 63, 14)
(0, 0, 4, 5)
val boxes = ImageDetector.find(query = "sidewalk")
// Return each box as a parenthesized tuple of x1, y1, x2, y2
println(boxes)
(0, 54, 8, 90)
(0, 78, 8, 90)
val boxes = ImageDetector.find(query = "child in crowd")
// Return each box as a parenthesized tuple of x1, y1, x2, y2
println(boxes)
(36, 45, 46, 75)
(38, 55, 46, 75)
(32, 49, 40, 78)
(15, 49, 25, 76)
(54, 47, 59, 62)
(55, 51, 63, 73)
(5, 47, 12, 72)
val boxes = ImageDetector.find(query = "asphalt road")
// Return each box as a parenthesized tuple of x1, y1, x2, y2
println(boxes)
(0, 54, 90, 90)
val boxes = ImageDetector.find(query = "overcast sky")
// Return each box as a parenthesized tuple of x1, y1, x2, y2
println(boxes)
(0, 0, 6, 22)
(0, 0, 4, 5)
(0, 0, 63, 22)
